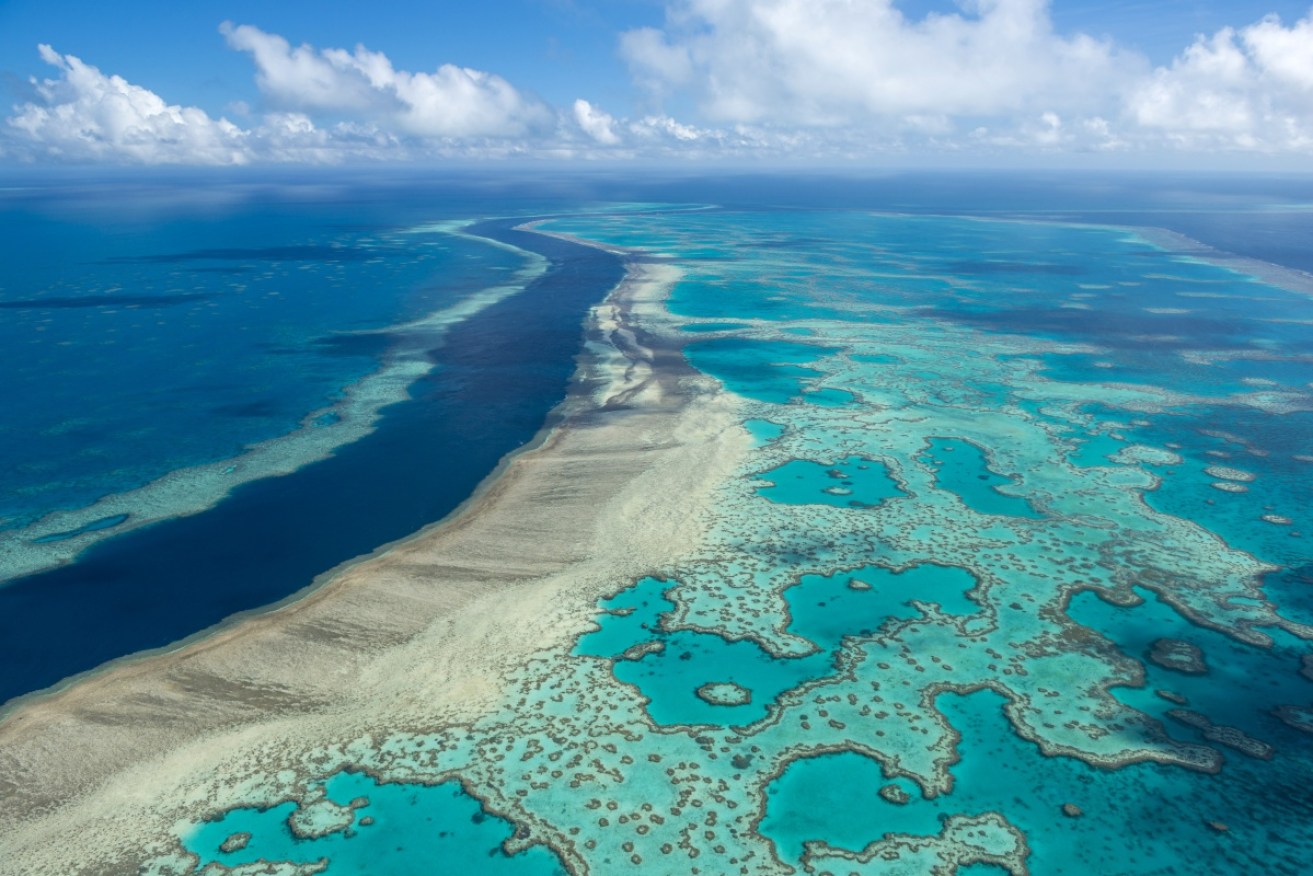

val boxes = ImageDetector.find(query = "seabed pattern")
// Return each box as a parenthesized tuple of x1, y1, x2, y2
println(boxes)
(137, 209, 1313, 875)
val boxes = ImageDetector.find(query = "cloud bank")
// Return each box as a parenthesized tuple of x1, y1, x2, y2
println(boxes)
(8, 45, 250, 165)
(1127, 18, 1313, 150)
(621, 0, 1313, 154)
(220, 23, 551, 138)
(621, 0, 1132, 123)
(5, 4, 1313, 165)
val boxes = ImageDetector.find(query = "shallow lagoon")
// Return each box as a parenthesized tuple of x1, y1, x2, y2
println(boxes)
(527, 205, 1313, 873)
(754, 455, 904, 508)
(186, 771, 567, 876)
(136, 196, 1313, 874)
(915, 438, 1042, 519)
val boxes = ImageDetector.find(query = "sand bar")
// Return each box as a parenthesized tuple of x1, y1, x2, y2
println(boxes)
(0, 245, 748, 873)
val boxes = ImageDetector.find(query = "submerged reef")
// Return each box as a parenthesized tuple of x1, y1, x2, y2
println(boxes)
(4, 208, 1313, 876)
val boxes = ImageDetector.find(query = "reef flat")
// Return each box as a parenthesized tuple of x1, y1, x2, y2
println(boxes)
(0, 247, 747, 872)
(3, 205, 1313, 875)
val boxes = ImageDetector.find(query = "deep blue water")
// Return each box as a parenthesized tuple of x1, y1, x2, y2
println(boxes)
(0, 213, 622, 707)
(7, 171, 1310, 874)
(0, 194, 525, 532)
(5, 171, 1313, 720)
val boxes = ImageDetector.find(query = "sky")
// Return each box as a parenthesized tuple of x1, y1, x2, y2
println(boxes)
(2, 0, 1313, 167)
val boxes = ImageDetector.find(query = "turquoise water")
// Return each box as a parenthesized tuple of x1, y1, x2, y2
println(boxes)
(1045, 397, 1313, 629)
(801, 386, 858, 406)
(679, 321, 749, 333)
(684, 337, 839, 405)
(785, 564, 980, 650)
(759, 688, 1313, 874)
(1068, 586, 1311, 744)
(153, 189, 1313, 875)
(1065, 429, 1129, 469)
(755, 456, 904, 508)
(577, 564, 979, 728)
(580, 562, 982, 735)
(915, 438, 1042, 518)
(186, 771, 566, 875)
(529, 204, 1313, 873)
(743, 418, 786, 447)
(576, 577, 833, 726)
(572, 575, 675, 661)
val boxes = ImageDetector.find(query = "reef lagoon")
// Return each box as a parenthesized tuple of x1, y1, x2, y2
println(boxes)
(2, 174, 1312, 875)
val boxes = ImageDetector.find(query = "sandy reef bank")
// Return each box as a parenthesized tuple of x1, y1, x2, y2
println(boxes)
(0, 251, 748, 874)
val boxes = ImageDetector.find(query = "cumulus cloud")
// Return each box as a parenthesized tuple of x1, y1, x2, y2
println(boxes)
(220, 22, 551, 138)
(619, 0, 1313, 155)
(9, 8, 1313, 165)
(1245, 13, 1313, 90)
(630, 114, 705, 142)
(1127, 13, 1313, 150)
(3, 45, 407, 165)
(621, 0, 1134, 125)
(573, 98, 620, 144)
(4, 30, 565, 164)
(7, 45, 250, 164)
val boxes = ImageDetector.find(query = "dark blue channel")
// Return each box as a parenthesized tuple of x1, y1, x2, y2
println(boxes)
(0, 220, 623, 708)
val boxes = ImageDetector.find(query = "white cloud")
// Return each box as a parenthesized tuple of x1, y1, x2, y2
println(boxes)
(573, 98, 620, 144)
(619, 0, 1313, 156)
(1129, 31, 1256, 135)
(619, 26, 694, 92)
(1125, 12, 1313, 151)
(620, 0, 1134, 126)
(251, 112, 398, 164)
(9, 8, 1313, 165)
(3, 46, 405, 165)
(7, 45, 250, 165)
(630, 114, 704, 142)
(4, 31, 565, 165)
(1245, 13, 1313, 90)
(220, 22, 551, 138)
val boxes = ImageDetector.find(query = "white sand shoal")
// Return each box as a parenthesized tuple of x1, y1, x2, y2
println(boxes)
(0, 258, 750, 874)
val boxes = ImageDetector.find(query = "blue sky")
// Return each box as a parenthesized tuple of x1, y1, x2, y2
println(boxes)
(0, 1, 660, 113)
(3, 0, 1313, 166)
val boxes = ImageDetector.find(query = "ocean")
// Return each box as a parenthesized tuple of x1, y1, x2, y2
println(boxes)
(531, 196, 1313, 873)
(3, 171, 1313, 874)
(0, 178, 623, 704)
